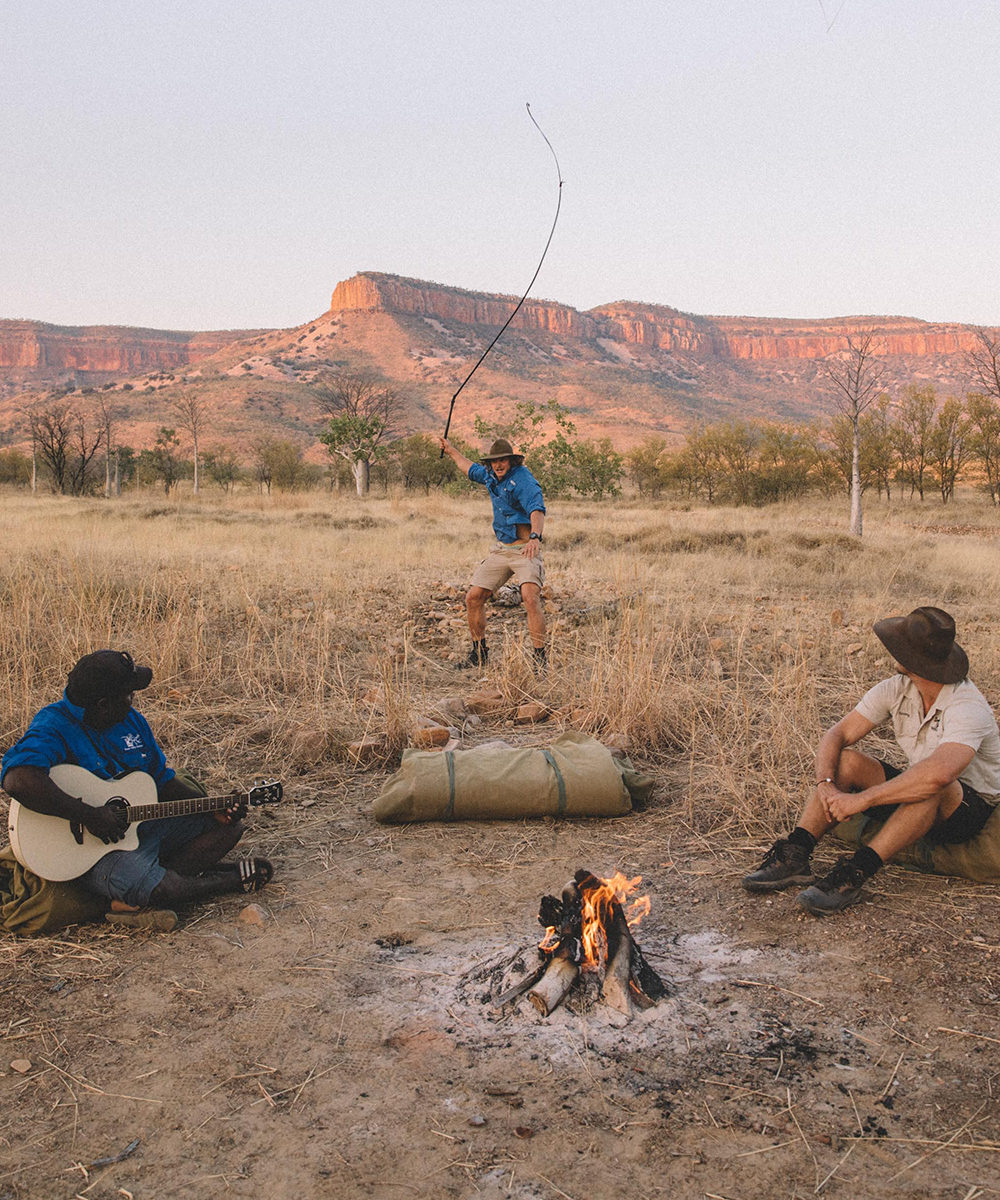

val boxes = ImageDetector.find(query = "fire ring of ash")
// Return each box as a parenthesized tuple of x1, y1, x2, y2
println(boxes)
(466, 869, 668, 1021)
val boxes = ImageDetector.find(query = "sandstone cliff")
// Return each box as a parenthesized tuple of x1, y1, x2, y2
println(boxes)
(1, 272, 996, 449)
(330, 272, 995, 364)
(0, 320, 267, 389)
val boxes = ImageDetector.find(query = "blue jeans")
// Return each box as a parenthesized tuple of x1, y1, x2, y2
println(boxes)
(82, 814, 216, 907)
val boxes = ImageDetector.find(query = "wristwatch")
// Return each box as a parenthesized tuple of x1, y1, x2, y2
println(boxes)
(529, 532, 543, 542)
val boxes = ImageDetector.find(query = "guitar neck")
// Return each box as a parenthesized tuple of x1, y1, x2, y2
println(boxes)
(127, 793, 243, 824)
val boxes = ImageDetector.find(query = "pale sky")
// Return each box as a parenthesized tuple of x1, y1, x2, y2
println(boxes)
(2, 1, 998, 331)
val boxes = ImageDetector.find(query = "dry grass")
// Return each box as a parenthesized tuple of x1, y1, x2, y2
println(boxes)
(2, 487, 1000, 842)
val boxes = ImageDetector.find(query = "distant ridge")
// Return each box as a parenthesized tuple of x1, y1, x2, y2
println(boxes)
(0, 272, 994, 448)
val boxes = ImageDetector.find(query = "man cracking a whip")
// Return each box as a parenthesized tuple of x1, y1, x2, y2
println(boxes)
(438, 436, 547, 670)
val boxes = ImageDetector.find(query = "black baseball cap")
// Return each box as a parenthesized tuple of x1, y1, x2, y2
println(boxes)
(66, 650, 154, 706)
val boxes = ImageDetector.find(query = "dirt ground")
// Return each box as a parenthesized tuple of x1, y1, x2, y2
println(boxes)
(3, 716, 1000, 1200)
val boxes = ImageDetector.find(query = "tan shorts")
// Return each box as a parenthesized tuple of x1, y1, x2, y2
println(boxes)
(470, 541, 545, 592)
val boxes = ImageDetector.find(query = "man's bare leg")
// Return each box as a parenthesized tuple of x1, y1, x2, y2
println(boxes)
(465, 586, 491, 641)
(460, 585, 492, 667)
(520, 582, 546, 649)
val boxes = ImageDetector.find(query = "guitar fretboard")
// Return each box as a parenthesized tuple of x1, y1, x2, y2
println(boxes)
(122, 794, 241, 823)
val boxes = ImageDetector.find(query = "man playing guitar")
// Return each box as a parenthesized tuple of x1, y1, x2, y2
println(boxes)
(2, 650, 274, 925)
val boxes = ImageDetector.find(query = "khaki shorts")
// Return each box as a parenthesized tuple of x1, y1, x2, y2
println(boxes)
(470, 541, 545, 592)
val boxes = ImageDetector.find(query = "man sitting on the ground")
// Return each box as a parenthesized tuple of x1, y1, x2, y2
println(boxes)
(744, 606, 1000, 915)
(2, 650, 272, 926)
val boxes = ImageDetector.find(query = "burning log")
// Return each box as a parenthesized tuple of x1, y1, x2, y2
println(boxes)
(527, 951, 580, 1016)
(502, 868, 667, 1019)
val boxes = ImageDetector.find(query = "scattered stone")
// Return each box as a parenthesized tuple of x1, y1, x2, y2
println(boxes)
(432, 696, 467, 722)
(708, 636, 725, 652)
(465, 689, 506, 716)
(602, 732, 629, 757)
(411, 725, 451, 748)
(290, 729, 330, 765)
(515, 702, 549, 725)
(468, 1115, 487, 1127)
(554, 706, 594, 727)
(346, 737, 386, 764)
(238, 904, 268, 926)
(9, 1059, 31, 1074)
(494, 583, 522, 608)
(845, 642, 864, 656)
(831, 609, 845, 628)
(443, 738, 461, 751)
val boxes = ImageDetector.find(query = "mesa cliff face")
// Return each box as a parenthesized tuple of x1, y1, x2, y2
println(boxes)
(0, 321, 264, 381)
(330, 272, 992, 363)
(1, 271, 995, 447)
(329, 274, 594, 339)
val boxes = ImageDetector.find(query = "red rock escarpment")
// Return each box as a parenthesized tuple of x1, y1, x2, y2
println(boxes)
(331, 273, 996, 363)
(330, 273, 596, 339)
(0, 321, 267, 376)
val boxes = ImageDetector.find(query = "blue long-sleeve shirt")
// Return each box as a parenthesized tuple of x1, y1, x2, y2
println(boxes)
(467, 462, 546, 543)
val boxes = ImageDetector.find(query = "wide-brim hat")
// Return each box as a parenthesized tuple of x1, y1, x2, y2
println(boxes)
(873, 606, 968, 684)
(480, 438, 524, 467)
(66, 650, 154, 706)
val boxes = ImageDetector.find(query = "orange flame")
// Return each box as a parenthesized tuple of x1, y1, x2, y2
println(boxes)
(539, 872, 650, 972)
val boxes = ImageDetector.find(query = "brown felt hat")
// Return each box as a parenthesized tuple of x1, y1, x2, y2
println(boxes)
(873, 607, 968, 684)
(480, 438, 524, 466)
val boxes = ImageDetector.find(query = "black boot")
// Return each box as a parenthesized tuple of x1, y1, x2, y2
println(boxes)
(458, 640, 488, 669)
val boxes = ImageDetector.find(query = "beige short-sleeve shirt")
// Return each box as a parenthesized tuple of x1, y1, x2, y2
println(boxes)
(854, 675, 1000, 805)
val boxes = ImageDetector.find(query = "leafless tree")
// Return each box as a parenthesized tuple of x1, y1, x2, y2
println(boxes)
(172, 393, 209, 494)
(313, 370, 402, 496)
(26, 395, 103, 495)
(823, 329, 884, 536)
(29, 401, 75, 494)
(967, 329, 1000, 403)
(68, 410, 104, 496)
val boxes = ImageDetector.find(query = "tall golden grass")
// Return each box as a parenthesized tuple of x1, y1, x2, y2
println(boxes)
(2, 487, 1000, 840)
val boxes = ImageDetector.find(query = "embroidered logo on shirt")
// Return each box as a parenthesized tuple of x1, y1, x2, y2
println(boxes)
(121, 733, 144, 751)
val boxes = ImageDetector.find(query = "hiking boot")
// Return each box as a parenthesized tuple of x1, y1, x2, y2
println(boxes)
(458, 642, 488, 670)
(797, 857, 867, 917)
(743, 839, 814, 893)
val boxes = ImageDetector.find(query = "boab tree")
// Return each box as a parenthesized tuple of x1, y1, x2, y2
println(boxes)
(314, 370, 402, 496)
(823, 329, 884, 537)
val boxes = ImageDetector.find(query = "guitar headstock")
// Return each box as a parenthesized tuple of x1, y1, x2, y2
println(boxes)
(248, 779, 283, 807)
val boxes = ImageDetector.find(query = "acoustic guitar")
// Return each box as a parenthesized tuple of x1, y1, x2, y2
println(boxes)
(6, 764, 283, 881)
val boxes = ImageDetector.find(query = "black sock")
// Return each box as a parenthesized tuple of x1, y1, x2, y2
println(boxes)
(533, 645, 547, 660)
(851, 845, 883, 879)
(787, 826, 817, 854)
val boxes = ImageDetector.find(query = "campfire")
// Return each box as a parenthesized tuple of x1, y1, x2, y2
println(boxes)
(495, 869, 667, 1018)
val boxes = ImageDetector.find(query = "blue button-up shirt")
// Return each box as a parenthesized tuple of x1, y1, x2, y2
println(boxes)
(467, 462, 546, 543)
(1, 693, 174, 789)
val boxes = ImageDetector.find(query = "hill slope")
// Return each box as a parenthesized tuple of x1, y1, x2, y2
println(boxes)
(1, 273, 993, 450)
